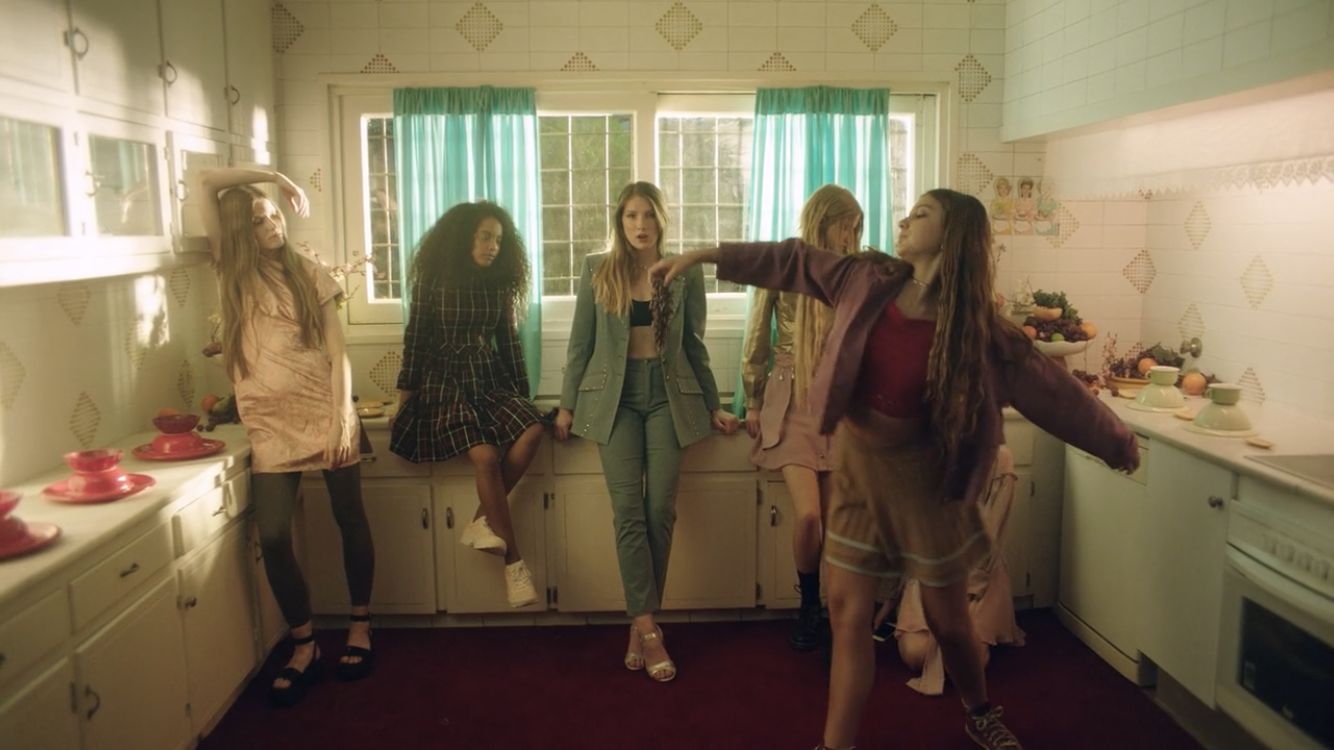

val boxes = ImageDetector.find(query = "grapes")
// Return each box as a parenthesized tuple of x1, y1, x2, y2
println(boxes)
(1022, 315, 1089, 342)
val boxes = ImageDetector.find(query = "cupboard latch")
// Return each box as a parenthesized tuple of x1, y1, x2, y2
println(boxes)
(445, 507, 454, 529)
(421, 508, 429, 529)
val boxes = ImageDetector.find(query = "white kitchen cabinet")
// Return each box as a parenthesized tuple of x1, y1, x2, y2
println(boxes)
(74, 576, 191, 750)
(756, 478, 799, 608)
(1140, 441, 1234, 706)
(248, 519, 288, 656)
(549, 474, 629, 612)
(0, 0, 75, 93)
(0, 659, 79, 750)
(662, 474, 759, 609)
(178, 522, 256, 735)
(435, 475, 548, 614)
(160, 0, 229, 132)
(302, 481, 437, 615)
(1058, 442, 1150, 684)
(223, 0, 276, 146)
(167, 131, 228, 252)
(68, 0, 165, 116)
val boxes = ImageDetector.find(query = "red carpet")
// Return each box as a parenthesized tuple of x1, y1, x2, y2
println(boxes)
(201, 609, 1201, 749)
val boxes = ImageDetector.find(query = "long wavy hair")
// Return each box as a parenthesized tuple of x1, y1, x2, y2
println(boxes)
(792, 184, 863, 404)
(216, 186, 324, 381)
(919, 188, 1028, 463)
(592, 182, 674, 349)
(409, 201, 530, 317)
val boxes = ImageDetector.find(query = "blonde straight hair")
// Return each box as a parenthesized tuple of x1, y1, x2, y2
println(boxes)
(791, 184, 863, 403)
(591, 181, 671, 316)
(216, 185, 325, 381)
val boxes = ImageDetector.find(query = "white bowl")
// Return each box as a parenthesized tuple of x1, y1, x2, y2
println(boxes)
(1194, 401, 1252, 432)
(1134, 383, 1185, 410)
(1033, 339, 1090, 357)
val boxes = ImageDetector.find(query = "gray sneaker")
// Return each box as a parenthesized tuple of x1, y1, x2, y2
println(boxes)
(965, 706, 1023, 750)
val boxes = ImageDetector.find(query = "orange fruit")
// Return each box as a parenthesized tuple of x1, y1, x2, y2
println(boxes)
(1022, 325, 1038, 339)
(200, 394, 220, 414)
(1136, 357, 1158, 376)
(1181, 371, 1207, 396)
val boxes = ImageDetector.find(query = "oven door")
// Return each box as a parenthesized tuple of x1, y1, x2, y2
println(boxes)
(1216, 547, 1334, 750)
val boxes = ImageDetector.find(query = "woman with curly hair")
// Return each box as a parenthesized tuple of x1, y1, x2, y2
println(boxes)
(391, 201, 545, 608)
(653, 189, 1139, 749)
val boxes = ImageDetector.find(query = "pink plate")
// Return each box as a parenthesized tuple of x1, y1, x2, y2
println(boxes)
(0, 522, 61, 560)
(132, 438, 226, 461)
(43, 473, 156, 504)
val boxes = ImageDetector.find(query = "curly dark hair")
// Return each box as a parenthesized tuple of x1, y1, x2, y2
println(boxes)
(408, 201, 530, 313)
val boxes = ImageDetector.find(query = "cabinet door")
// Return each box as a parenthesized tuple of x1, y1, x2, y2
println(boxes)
(661, 475, 758, 609)
(0, 659, 80, 750)
(167, 132, 227, 252)
(160, 0, 228, 131)
(0, 0, 75, 93)
(301, 482, 436, 614)
(757, 478, 799, 608)
(75, 577, 190, 750)
(69, 0, 165, 115)
(223, 0, 275, 144)
(550, 476, 629, 612)
(436, 475, 547, 614)
(179, 523, 256, 734)
(1141, 441, 1233, 706)
(248, 520, 288, 657)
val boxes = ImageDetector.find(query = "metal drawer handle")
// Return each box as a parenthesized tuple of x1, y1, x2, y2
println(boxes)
(769, 505, 779, 527)
(226, 85, 241, 105)
(361, 454, 378, 463)
(118, 561, 140, 578)
(84, 685, 101, 719)
(420, 508, 429, 530)
(445, 507, 454, 529)
(175, 178, 189, 203)
(65, 28, 89, 59)
(182, 596, 198, 609)
(212, 504, 227, 517)
(1207, 495, 1225, 509)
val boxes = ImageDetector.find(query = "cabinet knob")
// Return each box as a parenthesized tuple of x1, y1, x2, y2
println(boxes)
(226, 85, 241, 105)
(769, 505, 779, 527)
(64, 28, 90, 59)
(84, 685, 101, 719)
(159, 60, 178, 84)
(182, 596, 198, 609)
(420, 508, 429, 530)
(445, 507, 454, 529)
(360, 455, 378, 463)
(1207, 495, 1225, 509)
(118, 561, 140, 578)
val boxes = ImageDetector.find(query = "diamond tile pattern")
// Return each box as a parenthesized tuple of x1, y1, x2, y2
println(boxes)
(0, 341, 24, 409)
(955, 54, 992, 103)
(70, 391, 101, 448)
(955, 153, 994, 195)
(125, 329, 148, 371)
(759, 52, 796, 72)
(309, 168, 323, 192)
(656, 1, 703, 51)
(1122, 249, 1157, 294)
(1184, 202, 1210, 249)
(1043, 202, 1079, 248)
(177, 360, 195, 411)
(272, 3, 304, 54)
(457, 2, 504, 51)
(1237, 367, 1266, 404)
(370, 350, 404, 399)
(168, 268, 191, 307)
(562, 52, 597, 72)
(1240, 256, 1273, 309)
(1178, 303, 1205, 342)
(362, 53, 398, 74)
(57, 283, 90, 326)
(852, 4, 898, 52)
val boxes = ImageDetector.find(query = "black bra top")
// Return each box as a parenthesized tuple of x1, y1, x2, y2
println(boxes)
(629, 299, 652, 327)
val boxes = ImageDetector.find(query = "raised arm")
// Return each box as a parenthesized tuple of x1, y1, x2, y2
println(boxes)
(196, 167, 309, 262)
(651, 239, 860, 308)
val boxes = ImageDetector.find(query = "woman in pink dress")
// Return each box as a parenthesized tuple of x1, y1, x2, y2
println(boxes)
(200, 168, 375, 707)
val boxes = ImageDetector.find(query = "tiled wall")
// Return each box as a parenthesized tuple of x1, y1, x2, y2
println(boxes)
(1002, 0, 1334, 140)
(0, 265, 223, 485)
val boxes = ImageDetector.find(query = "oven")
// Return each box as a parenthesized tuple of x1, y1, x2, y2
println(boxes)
(1216, 498, 1334, 750)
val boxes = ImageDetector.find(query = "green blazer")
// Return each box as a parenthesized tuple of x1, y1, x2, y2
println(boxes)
(559, 252, 722, 447)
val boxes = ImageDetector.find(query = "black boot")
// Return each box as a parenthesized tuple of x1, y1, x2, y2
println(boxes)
(790, 599, 824, 651)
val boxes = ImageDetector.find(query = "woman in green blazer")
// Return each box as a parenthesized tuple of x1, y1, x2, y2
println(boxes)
(554, 181, 738, 683)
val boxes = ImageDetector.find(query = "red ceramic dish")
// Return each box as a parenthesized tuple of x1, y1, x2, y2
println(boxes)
(152, 413, 201, 434)
(0, 489, 19, 519)
(44, 473, 155, 503)
(133, 438, 226, 461)
(64, 449, 123, 473)
(0, 522, 61, 560)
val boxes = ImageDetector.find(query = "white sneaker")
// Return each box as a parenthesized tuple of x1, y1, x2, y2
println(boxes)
(505, 560, 538, 608)
(460, 516, 506, 555)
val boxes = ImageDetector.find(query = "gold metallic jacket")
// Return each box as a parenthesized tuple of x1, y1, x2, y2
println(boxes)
(740, 288, 802, 410)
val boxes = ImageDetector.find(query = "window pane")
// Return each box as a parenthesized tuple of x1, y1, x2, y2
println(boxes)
(541, 169, 569, 204)
(89, 135, 160, 236)
(571, 133, 605, 169)
(682, 167, 716, 203)
(363, 116, 400, 302)
(682, 132, 714, 164)
(571, 169, 604, 205)
(0, 117, 65, 236)
(540, 133, 568, 168)
(609, 131, 632, 168)
(573, 205, 607, 242)
(543, 206, 570, 241)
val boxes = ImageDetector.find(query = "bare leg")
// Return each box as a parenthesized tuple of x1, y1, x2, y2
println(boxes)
(822, 565, 880, 748)
(499, 423, 544, 493)
(467, 444, 522, 565)
(918, 579, 988, 710)
(782, 465, 825, 574)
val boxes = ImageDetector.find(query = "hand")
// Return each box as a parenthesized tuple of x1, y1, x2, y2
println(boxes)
(277, 175, 310, 219)
(745, 410, 761, 439)
(553, 408, 574, 441)
(1115, 437, 1141, 474)
(649, 249, 711, 286)
(711, 408, 739, 435)
(325, 411, 356, 468)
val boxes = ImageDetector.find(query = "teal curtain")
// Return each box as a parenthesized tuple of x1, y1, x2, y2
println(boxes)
(732, 85, 893, 417)
(393, 86, 543, 397)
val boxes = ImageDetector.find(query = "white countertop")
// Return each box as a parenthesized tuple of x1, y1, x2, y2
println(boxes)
(0, 424, 251, 610)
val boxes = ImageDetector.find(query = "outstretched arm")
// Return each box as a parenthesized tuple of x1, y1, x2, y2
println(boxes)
(651, 239, 859, 307)
(197, 167, 309, 262)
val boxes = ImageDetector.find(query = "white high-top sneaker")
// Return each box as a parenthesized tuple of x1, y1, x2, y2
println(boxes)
(459, 515, 506, 555)
(504, 560, 537, 608)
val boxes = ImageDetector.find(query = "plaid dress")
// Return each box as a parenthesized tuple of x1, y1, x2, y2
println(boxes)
(390, 279, 544, 462)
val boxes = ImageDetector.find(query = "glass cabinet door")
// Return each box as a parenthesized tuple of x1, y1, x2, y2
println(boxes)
(88, 134, 162, 237)
(0, 116, 66, 237)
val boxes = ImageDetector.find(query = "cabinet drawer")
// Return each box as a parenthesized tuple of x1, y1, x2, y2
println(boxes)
(360, 428, 431, 478)
(173, 473, 248, 556)
(0, 590, 70, 691)
(70, 523, 172, 630)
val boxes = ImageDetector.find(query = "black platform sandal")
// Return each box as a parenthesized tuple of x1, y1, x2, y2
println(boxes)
(336, 613, 374, 681)
(270, 633, 323, 708)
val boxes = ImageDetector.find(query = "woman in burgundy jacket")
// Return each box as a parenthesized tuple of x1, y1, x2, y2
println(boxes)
(653, 189, 1139, 750)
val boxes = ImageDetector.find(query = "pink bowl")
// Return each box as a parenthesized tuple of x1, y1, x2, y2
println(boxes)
(0, 490, 20, 519)
(66, 468, 132, 496)
(153, 413, 201, 434)
(64, 449, 124, 473)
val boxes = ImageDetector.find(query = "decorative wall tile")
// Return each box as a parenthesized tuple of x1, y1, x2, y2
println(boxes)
(69, 392, 101, 448)
(1122, 249, 1157, 293)
(954, 153, 994, 195)
(177, 360, 196, 411)
(656, 1, 703, 51)
(309, 168, 323, 192)
(457, 2, 504, 52)
(851, 4, 898, 52)
(369, 350, 403, 397)
(1184, 201, 1210, 248)
(562, 52, 598, 72)
(1178, 303, 1205, 341)
(125, 329, 148, 371)
(272, 3, 305, 54)
(1237, 367, 1266, 404)
(1042, 202, 1079, 248)
(362, 53, 398, 74)
(759, 52, 796, 72)
(955, 54, 992, 103)
(1240, 255, 1273, 309)
(57, 283, 90, 326)
(0, 342, 24, 409)
(168, 268, 191, 307)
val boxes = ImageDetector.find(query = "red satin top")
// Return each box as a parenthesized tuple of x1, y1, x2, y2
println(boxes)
(856, 302, 936, 418)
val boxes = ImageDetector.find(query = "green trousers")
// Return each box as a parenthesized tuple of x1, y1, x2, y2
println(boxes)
(597, 358, 685, 616)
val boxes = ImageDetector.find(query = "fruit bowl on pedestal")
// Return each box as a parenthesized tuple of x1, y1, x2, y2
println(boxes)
(1033, 339, 1091, 357)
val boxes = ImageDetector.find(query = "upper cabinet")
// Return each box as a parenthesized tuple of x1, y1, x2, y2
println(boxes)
(223, 0, 276, 147)
(67, 0, 165, 117)
(0, 0, 76, 94)
(161, 0, 229, 132)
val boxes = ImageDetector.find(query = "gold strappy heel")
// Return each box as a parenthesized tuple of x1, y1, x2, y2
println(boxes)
(639, 626, 676, 683)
